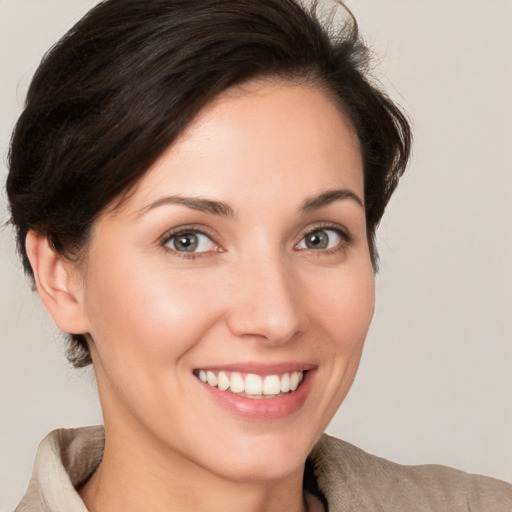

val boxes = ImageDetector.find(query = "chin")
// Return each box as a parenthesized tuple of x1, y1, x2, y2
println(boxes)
(198, 428, 318, 483)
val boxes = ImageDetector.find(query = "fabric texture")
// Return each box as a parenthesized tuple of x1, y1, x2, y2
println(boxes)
(15, 426, 512, 512)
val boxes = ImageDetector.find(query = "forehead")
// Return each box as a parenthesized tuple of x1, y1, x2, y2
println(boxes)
(115, 79, 364, 216)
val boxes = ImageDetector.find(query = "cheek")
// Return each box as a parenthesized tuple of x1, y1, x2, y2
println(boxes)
(305, 260, 375, 352)
(294, 257, 374, 435)
(82, 252, 225, 369)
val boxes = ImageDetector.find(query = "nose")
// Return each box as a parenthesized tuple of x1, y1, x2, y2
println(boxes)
(225, 253, 306, 346)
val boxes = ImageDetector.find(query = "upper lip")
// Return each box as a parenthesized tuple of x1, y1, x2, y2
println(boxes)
(193, 362, 316, 376)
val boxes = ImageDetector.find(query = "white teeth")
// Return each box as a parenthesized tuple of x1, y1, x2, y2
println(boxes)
(290, 371, 300, 391)
(280, 373, 291, 393)
(197, 369, 305, 396)
(217, 371, 230, 391)
(263, 375, 281, 395)
(206, 371, 218, 387)
(230, 372, 245, 393)
(245, 374, 263, 395)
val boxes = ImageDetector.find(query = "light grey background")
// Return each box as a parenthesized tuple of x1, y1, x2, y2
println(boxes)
(1, 1, 511, 510)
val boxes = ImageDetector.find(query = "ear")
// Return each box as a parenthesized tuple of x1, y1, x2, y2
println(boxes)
(25, 230, 89, 335)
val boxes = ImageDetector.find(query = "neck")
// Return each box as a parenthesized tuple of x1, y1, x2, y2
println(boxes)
(79, 420, 309, 512)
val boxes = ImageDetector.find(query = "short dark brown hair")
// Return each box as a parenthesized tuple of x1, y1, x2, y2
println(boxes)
(7, 0, 411, 367)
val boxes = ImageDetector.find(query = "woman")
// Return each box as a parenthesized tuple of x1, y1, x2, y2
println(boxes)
(5, 0, 511, 511)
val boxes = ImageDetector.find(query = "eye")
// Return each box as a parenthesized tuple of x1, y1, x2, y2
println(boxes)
(164, 230, 217, 253)
(296, 227, 345, 251)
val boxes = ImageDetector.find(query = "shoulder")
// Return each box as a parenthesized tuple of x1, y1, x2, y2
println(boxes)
(309, 434, 512, 512)
(15, 426, 104, 512)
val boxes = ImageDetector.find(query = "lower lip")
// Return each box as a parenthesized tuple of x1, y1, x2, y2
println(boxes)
(198, 370, 315, 420)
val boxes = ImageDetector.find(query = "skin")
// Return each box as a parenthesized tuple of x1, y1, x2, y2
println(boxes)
(27, 80, 375, 512)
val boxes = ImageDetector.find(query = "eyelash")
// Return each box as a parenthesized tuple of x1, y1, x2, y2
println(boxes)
(294, 223, 352, 257)
(159, 223, 352, 259)
(160, 225, 220, 260)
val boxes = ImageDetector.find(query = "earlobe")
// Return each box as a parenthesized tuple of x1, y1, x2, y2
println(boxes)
(25, 230, 89, 335)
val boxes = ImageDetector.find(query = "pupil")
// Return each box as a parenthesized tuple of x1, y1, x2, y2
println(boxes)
(175, 233, 198, 252)
(306, 230, 328, 249)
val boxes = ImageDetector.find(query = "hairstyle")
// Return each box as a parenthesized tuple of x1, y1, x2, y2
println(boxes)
(7, 0, 411, 367)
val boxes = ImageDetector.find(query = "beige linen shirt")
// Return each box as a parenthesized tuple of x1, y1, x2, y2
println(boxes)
(15, 426, 512, 511)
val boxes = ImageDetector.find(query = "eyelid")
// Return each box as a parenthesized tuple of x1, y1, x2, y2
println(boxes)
(160, 224, 213, 243)
(159, 224, 222, 255)
(158, 221, 352, 257)
(294, 222, 353, 250)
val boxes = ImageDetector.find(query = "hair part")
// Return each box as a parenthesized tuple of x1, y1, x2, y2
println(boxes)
(7, 0, 411, 367)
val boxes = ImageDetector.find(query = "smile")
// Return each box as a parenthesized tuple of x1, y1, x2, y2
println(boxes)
(195, 369, 305, 398)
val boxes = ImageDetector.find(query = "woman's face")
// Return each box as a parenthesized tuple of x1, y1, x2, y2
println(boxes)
(77, 80, 374, 482)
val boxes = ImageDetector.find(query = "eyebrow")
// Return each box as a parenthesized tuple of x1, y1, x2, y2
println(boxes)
(138, 195, 234, 217)
(138, 187, 363, 218)
(301, 188, 364, 211)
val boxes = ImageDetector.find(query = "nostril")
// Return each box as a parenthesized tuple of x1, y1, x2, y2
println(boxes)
(225, 302, 304, 345)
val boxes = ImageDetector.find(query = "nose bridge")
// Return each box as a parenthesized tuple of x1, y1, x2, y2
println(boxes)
(226, 245, 304, 344)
